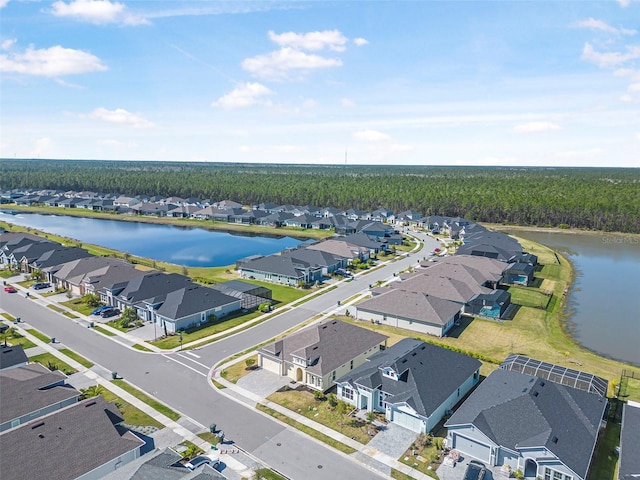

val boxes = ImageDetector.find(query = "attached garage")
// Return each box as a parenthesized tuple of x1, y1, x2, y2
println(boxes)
(259, 355, 281, 375)
(452, 433, 491, 463)
(390, 409, 426, 433)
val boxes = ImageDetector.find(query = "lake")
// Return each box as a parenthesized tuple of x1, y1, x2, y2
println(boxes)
(512, 230, 640, 367)
(0, 211, 303, 268)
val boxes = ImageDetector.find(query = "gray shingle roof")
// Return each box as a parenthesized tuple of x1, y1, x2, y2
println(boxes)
(240, 255, 309, 279)
(620, 401, 640, 480)
(0, 344, 28, 370)
(0, 396, 144, 480)
(446, 368, 607, 479)
(393, 272, 491, 304)
(424, 254, 507, 279)
(0, 363, 79, 424)
(338, 338, 481, 417)
(357, 289, 463, 326)
(115, 272, 193, 304)
(259, 320, 388, 377)
(154, 285, 240, 320)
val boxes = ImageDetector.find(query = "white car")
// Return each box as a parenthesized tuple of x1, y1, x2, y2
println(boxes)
(184, 453, 220, 471)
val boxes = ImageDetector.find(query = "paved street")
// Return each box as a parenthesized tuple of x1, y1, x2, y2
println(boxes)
(0, 232, 440, 480)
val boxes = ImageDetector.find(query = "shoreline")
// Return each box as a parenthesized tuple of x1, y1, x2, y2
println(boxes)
(485, 222, 640, 239)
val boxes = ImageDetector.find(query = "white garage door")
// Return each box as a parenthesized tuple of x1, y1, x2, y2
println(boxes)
(392, 410, 425, 433)
(453, 434, 491, 463)
(260, 356, 281, 375)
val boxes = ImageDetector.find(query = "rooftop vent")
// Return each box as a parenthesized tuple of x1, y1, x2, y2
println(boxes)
(31, 421, 45, 429)
(552, 436, 558, 444)
(84, 401, 97, 407)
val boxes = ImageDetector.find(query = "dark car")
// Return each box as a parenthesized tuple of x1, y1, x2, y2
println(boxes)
(92, 305, 111, 315)
(100, 308, 120, 318)
(32, 282, 51, 290)
(463, 460, 486, 480)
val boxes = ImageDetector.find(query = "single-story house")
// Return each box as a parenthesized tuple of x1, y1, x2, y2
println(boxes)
(0, 363, 79, 432)
(356, 289, 463, 337)
(239, 254, 323, 286)
(502, 262, 535, 286)
(0, 345, 28, 371)
(306, 239, 370, 263)
(0, 396, 145, 480)
(422, 254, 506, 288)
(619, 400, 640, 480)
(445, 368, 607, 480)
(150, 284, 241, 334)
(466, 290, 512, 319)
(211, 280, 272, 310)
(336, 338, 481, 433)
(258, 319, 388, 391)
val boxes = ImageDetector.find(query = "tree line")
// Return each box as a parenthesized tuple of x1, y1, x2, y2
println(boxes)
(1, 160, 639, 233)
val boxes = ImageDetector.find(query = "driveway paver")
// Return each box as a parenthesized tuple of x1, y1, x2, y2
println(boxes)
(236, 368, 292, 399)
(365, 422, 417, 459)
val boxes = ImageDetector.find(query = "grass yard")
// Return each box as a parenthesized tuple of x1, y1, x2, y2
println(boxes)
(398, 430, 447, 479)
(1, 312, 15, 321)
(4, 332, 37, 349)
(0, 269, 18, 279)
(588, 408, 621, 480)
(28, 352, 77, 375)
(132, 343, 153, 352)
(220, 355, 258, 383)
(26, 328, 52, 343)
(266, 388, 372, 444)
(507, 285, 551, 309)
(256, 404, 356, 454)
(112, 379, 181, 421)
(93, 325, 115, 336)
(251, 468, 288, 480)
(59, 348, 94, 368)
(100, 388, 163, 429)
(391, 469, 418, 480)
(151, 310, 263, 349)
(61, 298, 95, 316)
(196, 432, 221, 446)
(47, 304, 66, 314)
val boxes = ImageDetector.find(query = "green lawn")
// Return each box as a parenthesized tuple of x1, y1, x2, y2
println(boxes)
(47, 304, 66, 314)
(0, 269, 18, 279)
(61, 298, 95, 315)
(99, 389, 163, 429)
(3, 330, 37, 349)
(28, 352, 77, 375)
(132, 343, 153, 352)
(266, 389, 372, 444)
(59, 348, 94, 368)
(196, 432, 221, 446)
(588, 419, 620, 480)
(93, 325, 115, 336)
(26, 328, 52, 343)
(112, 379, 181, 421)
(507, 285, 551, 309)
(1, 312, 16, 321)
(220, 355, 258, 384)
(256, 404, 356, 455)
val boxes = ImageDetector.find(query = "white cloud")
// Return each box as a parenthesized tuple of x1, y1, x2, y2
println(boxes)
(31, 137, 54, 158)
(353, 37, 369, 46)
(212, 82, 273, 109)
(617, 0, 630, 6)
(88, 107, 154, 128)
(513, 121, 562, 133)
(50, 0, 149, 26)
(581, 42, 640, 68)
(353, 130, 392, 142)
(620, 94, 634, 102)
(573, 18, 636, 35)
(628, 83, 640, 91)
(636, 132, 640, 141)
(98, 139, 138, 148)
(341, 98, 356, 108)
(0, 0, 9, 9)
(242, 47, 341, 80)
(0, 44, 107, 76)
(1, 38, 16, 50)
(268, 30, 348, 52)
(554, 148, 604, 160)
(301, 99, 317, 109)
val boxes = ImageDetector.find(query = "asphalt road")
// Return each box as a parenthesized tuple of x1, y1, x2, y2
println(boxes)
(0, 232, 440, 480)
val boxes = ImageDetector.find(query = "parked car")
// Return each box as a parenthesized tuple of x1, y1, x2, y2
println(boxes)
(4, 285, 17, 293)
(100, 308, 120, 318)
(463, 460, 486, 480)
(32, 282, 51, 290)
(91, 305, 111, 315)
(336, 268, 352, 277)
(184, 454, 220, 471)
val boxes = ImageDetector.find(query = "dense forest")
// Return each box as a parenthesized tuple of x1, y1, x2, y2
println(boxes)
(1, 160, 639, 233)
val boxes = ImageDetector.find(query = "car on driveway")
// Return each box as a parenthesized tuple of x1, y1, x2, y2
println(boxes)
(463, 460, 486, 480)
(184, 454, 220, 471)
(100, 308, 120, 318)
(4, 285, 17, 293)
(91, 305, 111, 315)
(32, 282, 51, 290)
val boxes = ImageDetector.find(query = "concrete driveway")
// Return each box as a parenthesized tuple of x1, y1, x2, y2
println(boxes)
(235, 368, 291, 399)
(365, 422, 417, 458)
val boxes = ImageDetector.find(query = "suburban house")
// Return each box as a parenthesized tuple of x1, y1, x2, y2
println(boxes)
(258, 319, 388, 392)
(42, 256, 135, 295)
(619, 401, 640, 480)
(466, 290, 512, 319)
(0, 396, 145, 480)
(356, 289, 464, 337)
(149, 284, 241, 334)
(25, 246, 93, 275)
(336, 338, 481, 433)
(388, 272, 492, 307)
(502, 262, 536, 286)
(306, 239, 370, 263)
(281, 248, 346, 276)
(456, 231, 523, 262)
(0, 344, 28, 370)
(445, 368, 607, 480)
(127, 447, 226, 480)
(239, 254, 323, 286)
(0, 363, 79, 432)
(423, 254, 506, 287)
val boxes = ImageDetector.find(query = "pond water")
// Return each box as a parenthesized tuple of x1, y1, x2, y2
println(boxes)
(0, 211, 302, 268)
(511, 230, 640, 367)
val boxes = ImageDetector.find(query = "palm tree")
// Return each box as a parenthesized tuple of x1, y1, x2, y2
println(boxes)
(79, 385, 105, 400)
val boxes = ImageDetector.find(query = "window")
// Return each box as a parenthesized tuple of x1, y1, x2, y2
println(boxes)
(331, 371, 336, 381)
(350, 360, 354, 370)
(342, 387, 354, 401)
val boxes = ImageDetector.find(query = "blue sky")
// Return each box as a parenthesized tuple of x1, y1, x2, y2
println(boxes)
(1, 0, 639, 167)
